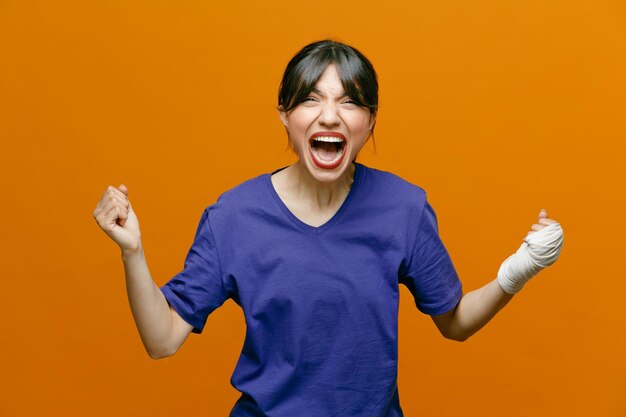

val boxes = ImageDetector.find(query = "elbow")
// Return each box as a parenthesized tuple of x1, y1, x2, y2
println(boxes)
(442, 330, 471, 343)
(147, 351, 169, 360)
(448, 334, 469, 342)
(146, 344, 177, 360)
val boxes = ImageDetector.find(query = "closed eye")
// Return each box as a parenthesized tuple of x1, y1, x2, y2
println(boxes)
(302, 97, 357, 105)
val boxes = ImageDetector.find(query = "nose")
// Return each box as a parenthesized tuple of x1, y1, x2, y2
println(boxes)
(317, 102, 341, 127)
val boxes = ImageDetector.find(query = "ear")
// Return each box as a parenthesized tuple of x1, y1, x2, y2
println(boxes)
(368, 112, 377, 131)
(278, 106, 288, 127)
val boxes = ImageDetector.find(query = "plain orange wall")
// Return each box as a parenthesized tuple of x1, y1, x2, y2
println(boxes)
(1, 1, 624, 416)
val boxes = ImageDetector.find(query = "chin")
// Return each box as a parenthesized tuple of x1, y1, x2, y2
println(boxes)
(303, 156, 352, 182)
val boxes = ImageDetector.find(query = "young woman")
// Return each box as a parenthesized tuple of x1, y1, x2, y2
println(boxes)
(93, 40, 564, 416)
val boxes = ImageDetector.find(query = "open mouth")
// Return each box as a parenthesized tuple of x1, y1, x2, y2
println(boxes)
(309, 136, 347, 169)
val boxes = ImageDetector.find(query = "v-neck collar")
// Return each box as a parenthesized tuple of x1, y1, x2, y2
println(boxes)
(265, 162, 363, 235)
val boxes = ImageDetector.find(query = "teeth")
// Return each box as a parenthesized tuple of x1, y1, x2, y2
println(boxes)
(313, 136, 344, 143)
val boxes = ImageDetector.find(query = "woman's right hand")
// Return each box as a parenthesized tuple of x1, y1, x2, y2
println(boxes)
(93, 184, 142, 254)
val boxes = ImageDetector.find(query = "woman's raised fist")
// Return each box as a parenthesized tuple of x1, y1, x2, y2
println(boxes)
(93, 184, 142, 254)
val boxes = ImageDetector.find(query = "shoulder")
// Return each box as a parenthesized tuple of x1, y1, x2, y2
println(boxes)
(215, 173, 267, 205)
(359, 164, 427, 207)
(202, 172, 271, 225)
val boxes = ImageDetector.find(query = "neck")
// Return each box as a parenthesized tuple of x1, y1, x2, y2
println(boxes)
(286, 161, 355, 211)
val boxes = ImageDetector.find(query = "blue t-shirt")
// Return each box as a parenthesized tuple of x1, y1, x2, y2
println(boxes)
(160, 162, 463, 417)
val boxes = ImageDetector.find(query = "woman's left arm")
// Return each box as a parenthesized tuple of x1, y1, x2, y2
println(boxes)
(431, 209, 563, 342)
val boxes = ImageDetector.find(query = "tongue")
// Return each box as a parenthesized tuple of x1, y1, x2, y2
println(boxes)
(314, 142, 338, 161)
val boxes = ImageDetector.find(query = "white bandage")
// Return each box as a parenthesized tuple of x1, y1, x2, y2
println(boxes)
(497, 223, 564, 294)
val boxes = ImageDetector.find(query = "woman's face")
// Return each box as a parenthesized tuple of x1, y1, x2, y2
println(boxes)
(279, 64, 376, 183)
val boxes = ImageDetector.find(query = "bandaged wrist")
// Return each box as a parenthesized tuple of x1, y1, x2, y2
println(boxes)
(497, 223, 564, 294)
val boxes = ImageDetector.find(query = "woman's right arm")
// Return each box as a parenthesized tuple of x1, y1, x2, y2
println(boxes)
(93, 185, 193, 359)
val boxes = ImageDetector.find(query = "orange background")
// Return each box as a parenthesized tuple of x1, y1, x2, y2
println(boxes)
(1, 1, 624, 416)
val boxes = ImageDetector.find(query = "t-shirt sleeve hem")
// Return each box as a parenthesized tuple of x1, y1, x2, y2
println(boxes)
(416, 287, 464, 316)
(160, 285, 205, 334)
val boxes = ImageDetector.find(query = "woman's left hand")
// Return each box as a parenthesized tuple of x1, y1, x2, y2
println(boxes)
(497, 208, 564, 294)
(526, 209, 558, 238)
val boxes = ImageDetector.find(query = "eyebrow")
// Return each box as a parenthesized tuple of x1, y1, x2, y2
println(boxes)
(311, 87, 348, 97)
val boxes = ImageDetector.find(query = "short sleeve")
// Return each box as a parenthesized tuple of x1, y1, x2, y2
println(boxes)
(400, 199, 463, 316)
(160, 208, 230, 334)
